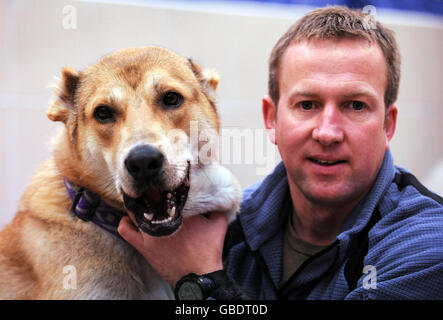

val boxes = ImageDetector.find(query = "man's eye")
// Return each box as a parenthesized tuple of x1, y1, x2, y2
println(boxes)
(161, 91, 183, 109)
(94, 105, 115, 123)
(300, 101, 314, 110)
(350, 101, 366, 111)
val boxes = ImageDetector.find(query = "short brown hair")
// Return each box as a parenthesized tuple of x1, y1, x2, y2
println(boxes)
(268, 6, 401, 108)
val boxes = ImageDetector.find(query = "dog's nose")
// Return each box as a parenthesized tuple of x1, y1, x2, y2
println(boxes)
(125, 145, 165, 181)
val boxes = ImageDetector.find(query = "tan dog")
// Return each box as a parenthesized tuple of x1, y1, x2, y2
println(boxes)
(0, 47, 241, 299)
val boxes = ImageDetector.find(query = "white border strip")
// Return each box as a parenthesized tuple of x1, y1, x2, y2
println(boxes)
(76, 0, 443, 28)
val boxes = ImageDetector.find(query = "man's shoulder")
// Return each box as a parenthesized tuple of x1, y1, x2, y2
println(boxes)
(242, 161, 288, 201)
(392, 167, 443, 206)
(355, 169, 443, 299)
(384, 168, 443, 221)
(379, 166, 442, 216)
(242, 181, 263, 201)
(369, 168, 443, 270)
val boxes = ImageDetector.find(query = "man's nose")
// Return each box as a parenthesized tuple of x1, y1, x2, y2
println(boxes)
(312, 105, 344, 146)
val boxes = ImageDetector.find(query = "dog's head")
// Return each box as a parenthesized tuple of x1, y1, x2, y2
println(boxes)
(47, 47, 220, 236)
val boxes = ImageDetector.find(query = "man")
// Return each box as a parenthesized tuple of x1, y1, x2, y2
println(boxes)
(118, 6, 443, 299)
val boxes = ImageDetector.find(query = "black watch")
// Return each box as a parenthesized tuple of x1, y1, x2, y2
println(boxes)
(174, 270, 225, 300)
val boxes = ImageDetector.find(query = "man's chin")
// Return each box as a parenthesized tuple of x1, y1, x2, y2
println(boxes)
(295, 181, 369, 208)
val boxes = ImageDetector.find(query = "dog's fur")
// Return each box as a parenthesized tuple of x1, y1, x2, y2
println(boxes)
(0, 47, 242, 299)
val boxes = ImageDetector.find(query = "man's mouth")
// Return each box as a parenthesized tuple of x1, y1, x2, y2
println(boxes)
(308, 157, 346, 166)
(123, 162, 190, 237)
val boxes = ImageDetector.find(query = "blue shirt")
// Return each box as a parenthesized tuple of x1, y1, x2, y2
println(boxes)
(223, 150, 443, 299)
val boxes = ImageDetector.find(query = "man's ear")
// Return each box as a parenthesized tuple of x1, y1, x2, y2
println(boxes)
(47, 66, 80, 123)
(262, 95, 277, 145)
(384, 104, 398, 150)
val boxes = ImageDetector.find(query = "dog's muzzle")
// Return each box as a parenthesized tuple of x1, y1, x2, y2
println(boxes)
(122, 145, 191, 237)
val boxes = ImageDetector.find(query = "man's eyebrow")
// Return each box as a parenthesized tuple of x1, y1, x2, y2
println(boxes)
(288, 88, 378, 100)
(342, 89, 378, 99)
(288, 89, 319, 100)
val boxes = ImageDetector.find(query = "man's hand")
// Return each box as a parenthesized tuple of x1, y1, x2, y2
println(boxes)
(118, 212, 228, 287)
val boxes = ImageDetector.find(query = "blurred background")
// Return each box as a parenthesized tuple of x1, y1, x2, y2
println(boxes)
(1, 0, 442, 228)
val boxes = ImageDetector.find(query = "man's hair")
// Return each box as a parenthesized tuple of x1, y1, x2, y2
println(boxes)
(268, 6, 401, 108)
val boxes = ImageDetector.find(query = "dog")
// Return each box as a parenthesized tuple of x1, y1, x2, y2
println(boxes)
(0, 46, 242, 299)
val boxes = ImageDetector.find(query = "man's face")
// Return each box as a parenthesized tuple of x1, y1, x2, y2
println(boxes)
(263, 38, 397, 208)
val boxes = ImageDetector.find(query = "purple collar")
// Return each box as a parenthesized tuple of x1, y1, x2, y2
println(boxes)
(64, 178, 127, 239)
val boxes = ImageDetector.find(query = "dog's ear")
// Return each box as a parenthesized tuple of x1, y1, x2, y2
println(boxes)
(202, 69, 219, 92)
(187, 58, 219, 92)
(47, 66, 80, 123)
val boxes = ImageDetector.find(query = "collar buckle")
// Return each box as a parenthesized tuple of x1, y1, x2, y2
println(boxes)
(64, 178, 126, 239)
(71, 187, 100, 221)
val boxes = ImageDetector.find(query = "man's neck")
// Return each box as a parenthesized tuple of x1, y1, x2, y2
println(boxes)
(289, 184, 363, 246)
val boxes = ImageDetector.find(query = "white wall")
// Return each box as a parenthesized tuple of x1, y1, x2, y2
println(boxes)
(1, 0, 442, 228)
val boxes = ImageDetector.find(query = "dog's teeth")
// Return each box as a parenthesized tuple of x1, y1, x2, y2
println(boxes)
(151, 216, 173, 224)
(167, 206, 176, 217)
(144, 213, 154, 221)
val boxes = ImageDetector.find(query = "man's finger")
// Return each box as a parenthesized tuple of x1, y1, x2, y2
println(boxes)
(118, 216, 144, 249)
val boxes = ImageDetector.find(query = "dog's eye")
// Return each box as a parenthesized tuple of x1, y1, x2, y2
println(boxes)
(94, 105, 115, 123)
(161, 91, 183, 109)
